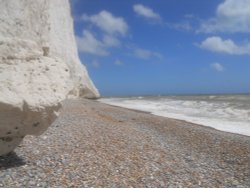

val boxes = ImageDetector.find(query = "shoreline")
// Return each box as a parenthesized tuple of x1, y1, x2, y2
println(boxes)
(1, 99, 249, 187)
(98, 100, 250, 137)
(100, 101, 242, 136)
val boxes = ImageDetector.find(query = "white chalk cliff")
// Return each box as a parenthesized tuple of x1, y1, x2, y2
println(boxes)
(0, 0, 99, 155)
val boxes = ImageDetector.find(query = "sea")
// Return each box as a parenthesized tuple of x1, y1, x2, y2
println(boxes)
(99, 94, 250, 137)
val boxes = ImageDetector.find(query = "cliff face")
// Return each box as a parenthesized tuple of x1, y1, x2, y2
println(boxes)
(0, 0, 99, 155)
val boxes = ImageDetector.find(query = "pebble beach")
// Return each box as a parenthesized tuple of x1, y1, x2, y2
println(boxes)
(0, 99, 250, 187)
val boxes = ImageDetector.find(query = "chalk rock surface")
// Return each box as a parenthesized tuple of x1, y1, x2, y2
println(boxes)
(0, 0, 99, 155)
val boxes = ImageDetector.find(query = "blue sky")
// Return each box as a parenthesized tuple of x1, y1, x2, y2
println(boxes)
(71, 0, 250, 96)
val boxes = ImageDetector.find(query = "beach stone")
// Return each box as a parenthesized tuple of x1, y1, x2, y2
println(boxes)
(0, 0, 99, 155)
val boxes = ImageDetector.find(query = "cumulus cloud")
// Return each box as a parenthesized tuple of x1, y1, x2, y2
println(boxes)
(76, 30, 109, 56)
(78, 11, 128, 56)
(133, 47, 162, 60)
(102, 35, 120, 47)
(199, 0, 250, 33)
(133, 4, 161, 21)
(210, 63, 225, 72)
(81, 10, 128, 36)
(76, 30, 123, 56)
(199, 36, 250, 55)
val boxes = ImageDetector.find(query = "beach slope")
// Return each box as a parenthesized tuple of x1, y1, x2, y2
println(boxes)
(0, 99, 249, 187)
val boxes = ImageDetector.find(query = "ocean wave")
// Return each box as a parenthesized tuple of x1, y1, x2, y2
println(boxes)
(99, 95, 250, 136)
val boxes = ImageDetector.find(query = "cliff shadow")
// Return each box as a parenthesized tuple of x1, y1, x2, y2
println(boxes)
(0, 152, 26, 170)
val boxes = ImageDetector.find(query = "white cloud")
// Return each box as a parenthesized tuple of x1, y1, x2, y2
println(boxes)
(92, 60, 100, 68)
(78, 11, 128, 56)
(199, 0, 250, 33)
(133, 4, 161, 21)
(114, 60, 123, 66)
(199, 36, 250, 55)
(166, 22, 193, 31)
(81, 10, 128, 36)
(76, 30, 124, 56)
(76, 30, 108, 56)
(133, 47, 162, 60)
(184, 14, 195, 19)
(210, 63, 225, 72)
(102, 35, 120, 47)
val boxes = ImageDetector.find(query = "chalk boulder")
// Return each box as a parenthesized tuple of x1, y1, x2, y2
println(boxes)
(0, 0, 99, 155)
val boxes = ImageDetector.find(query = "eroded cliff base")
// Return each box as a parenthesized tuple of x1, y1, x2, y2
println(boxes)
(0, 0, 99, 155)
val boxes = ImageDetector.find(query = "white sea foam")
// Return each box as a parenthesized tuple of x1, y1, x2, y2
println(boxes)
(99, 95, 250, 136)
